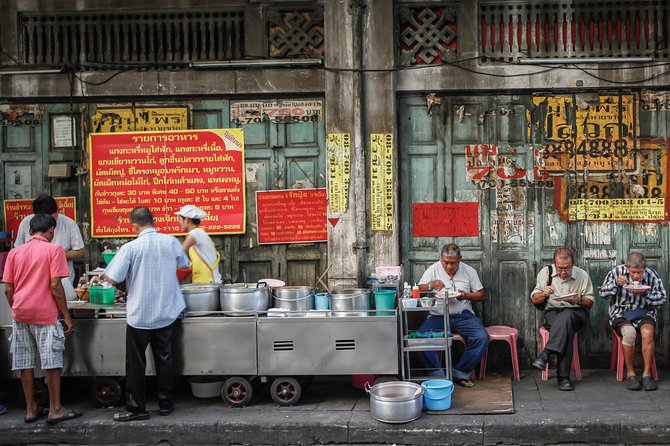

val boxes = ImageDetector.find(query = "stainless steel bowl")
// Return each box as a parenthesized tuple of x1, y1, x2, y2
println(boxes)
(330, 288, 370, 317)
(181, 284, 221, 314)
(219, 284, 271, 316)
(366, 381, 423, 423)
(273, 286, 313, 311)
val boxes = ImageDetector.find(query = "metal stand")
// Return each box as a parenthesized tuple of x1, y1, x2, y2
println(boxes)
(399, 298, 451, 382)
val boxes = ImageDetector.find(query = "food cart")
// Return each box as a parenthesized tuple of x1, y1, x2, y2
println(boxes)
(0, 295, 399, 408)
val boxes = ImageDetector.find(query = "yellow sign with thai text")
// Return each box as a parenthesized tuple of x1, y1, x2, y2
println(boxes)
(534, 95, 635, 173)
(327, 133, 351, 213)
(91, 107, 189, 133)
(370, 133, 394, 231)
(569, 198, 665, 221)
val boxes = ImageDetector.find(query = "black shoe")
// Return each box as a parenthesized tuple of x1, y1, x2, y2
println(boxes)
(557, 377, 574, 391)
(159, 405, 174, 416)
(625, 375, 642, 391)
(532, 352, 549, 370)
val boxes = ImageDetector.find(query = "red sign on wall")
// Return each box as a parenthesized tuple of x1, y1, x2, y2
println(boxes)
(3, 197, 77, 241)
(89, 129, 246, 237)
(412, 202, 479, 237)
(256, 189, 327, 244)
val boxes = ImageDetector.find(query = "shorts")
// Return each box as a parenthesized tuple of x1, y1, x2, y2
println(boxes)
(10, 321, 65, 370)
(612, 316, 655, 335)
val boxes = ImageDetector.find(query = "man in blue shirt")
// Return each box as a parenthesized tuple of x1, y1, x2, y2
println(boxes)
(103, 206, 189, 421)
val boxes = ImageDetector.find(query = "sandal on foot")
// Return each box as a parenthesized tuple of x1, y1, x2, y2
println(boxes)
(454, 378, 475, 388)
(47, 409, 82, 425)
(642, 375, 658, 391)
(113, 410, 149, 422)
(625, 375, 641, 391)
(24, 407, 48, 424)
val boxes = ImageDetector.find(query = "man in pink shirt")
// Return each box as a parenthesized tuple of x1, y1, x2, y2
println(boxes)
(3, 214, 81, 425)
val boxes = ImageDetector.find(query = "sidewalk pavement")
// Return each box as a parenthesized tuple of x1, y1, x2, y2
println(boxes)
(1, 368, 669, 445)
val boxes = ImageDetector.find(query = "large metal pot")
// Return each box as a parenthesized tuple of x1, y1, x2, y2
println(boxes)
(273, 286, 313, 311)
(180, 284, 221, 314)
(366, 381, 423, 423)
(219, 283, 271, 316)
(330, 288, 370, 317)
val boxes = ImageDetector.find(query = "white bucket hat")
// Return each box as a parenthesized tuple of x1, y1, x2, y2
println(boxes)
(175, 205, 207, 220)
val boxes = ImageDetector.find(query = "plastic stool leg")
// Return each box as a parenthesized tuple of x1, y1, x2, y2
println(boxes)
(479, 350, 488, 381)
(540, 328, 549, 381)
(510, 334, 520, 382)
(572, 334, 582, 380)
(610, 330, 619, 370)
(616, 336, 625, 381)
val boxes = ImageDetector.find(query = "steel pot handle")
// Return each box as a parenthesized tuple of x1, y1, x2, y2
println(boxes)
(364, 382, 372, 394)
(257, 281, 269, 289)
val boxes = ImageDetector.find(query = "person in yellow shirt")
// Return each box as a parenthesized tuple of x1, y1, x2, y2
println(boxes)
(175, 205, 221, 284)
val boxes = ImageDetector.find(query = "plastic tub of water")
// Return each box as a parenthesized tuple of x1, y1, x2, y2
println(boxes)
(421, 379, 454, 411)
(188, 377, 225, 398)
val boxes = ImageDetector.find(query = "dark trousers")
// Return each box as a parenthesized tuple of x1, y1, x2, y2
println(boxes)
(543, 308, 588, 379)
(125, 322, 175, 413)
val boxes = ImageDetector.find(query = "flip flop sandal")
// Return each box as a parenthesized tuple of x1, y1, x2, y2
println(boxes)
(113, 410, 150, 422)
(46, 409, 83, 425)
(455, 378, 475, 388)
(24, 407, 48, 424)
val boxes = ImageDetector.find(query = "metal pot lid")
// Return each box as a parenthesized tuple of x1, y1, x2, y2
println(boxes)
(180, 284, 220, 292)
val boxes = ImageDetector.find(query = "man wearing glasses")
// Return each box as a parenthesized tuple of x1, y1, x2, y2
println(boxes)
(530, 247, 594, 391)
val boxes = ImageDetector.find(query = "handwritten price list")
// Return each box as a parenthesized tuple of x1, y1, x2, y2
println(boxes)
(256, 189, 327, 244)
(569, 198, 665, 221)
(327, 133, 351, 213)
(370, 133, 394, 231)
(89, 129, 246, 237)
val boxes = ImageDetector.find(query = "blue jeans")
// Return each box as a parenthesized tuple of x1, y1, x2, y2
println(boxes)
(419, 311, 489, 380)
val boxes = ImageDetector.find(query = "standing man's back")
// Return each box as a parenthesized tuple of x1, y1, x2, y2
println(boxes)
(103, 206, 189, 422)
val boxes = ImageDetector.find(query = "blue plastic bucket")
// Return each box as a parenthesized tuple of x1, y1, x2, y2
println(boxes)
(373, 289, 396, 316)
(315, 292, 330, 310)
(421, 379, 454, 411)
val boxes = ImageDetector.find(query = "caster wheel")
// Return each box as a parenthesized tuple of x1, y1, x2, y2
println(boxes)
(221, 377, 253, 407)
(269, 377, 301, 407)
(90, 377, 122, 407)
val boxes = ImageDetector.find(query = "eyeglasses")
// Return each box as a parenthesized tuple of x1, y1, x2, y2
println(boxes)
(555, 266, 573, 272)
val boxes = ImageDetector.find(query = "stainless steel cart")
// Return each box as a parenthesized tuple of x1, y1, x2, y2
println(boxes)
(0, 295, 399, 408)
(257, 311, 398, 405)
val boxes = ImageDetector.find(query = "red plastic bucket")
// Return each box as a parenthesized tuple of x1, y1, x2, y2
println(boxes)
(351, 374, 376, 390)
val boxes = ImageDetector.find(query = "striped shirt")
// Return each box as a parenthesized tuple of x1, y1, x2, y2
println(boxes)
(104, 227, 190, 330)
(599, 264, 667, 324)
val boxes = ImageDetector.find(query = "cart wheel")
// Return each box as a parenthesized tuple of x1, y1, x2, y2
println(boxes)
(90, 377, 122, 407)
(221, 377, 253, 407)
(17, 379, 49, 408)
(270, 377, 302, 407)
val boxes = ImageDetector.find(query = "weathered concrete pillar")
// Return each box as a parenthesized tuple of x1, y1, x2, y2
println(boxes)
(324, 0, 363, 289)
(364, 0, 398, 271)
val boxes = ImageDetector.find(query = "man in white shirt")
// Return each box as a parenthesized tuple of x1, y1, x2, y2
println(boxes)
(14, 194, 85, 287)
(417, 243, 489, 387)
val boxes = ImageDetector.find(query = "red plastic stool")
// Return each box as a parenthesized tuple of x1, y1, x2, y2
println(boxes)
(610, 329, 659, 381)
(539, 326, 581, 381)
(479, 325, 520, 382)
